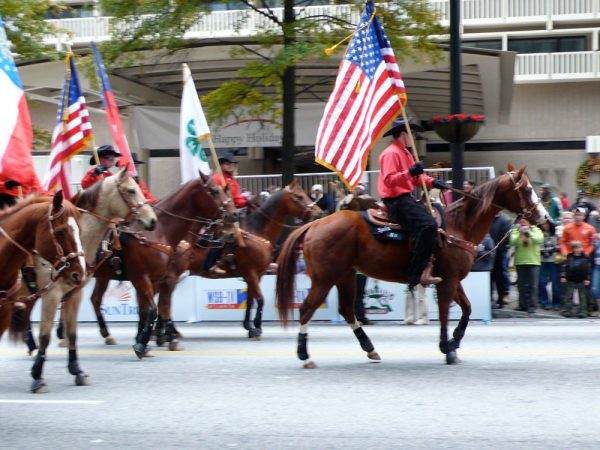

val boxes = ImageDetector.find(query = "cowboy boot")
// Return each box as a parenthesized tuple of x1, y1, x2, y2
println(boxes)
(419, 259, 442, 287)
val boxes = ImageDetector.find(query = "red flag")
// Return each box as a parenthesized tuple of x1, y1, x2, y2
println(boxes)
(315, 1, 406, 189)
(92, 42, 136, 176)
(43, 54, 93, 198)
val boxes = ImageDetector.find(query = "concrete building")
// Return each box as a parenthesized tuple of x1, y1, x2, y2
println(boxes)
(19, 1, 600, 199)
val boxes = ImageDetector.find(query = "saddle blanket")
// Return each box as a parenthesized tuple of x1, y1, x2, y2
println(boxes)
(359, 211, 409, 242)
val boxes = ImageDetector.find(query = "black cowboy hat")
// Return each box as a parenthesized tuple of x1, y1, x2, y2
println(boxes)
(117, 152, 144, 168)
(383, 117, 424, 137)
(89, 144, 122, 165)
(218, 154, 238, 164)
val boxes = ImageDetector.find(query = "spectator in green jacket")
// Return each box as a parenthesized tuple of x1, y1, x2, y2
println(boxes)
(510, 217, 544, 313)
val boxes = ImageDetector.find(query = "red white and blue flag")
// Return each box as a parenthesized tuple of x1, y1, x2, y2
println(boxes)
(92, 42, 136, 176)
(315, 0, 406, 188)
(0, 16, 40, 187)
(43, 53, 93, 198)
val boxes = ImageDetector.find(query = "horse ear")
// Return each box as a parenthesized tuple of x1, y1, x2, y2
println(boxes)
(53, 190, 64, 209)
(117, 165, 128, 181)
(507, 162, 516, 172)
(517, 166, 526, 178)
(287, 179, 299, 190)
(199, 170, 209, 185)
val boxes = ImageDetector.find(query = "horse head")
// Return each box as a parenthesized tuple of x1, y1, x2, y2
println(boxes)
(498, 163, 549, 224)
(101, 167, 158, 230)
(198, 171, 238, 223)
(37, 191, 86, 287)
(283, 180, 322, 221)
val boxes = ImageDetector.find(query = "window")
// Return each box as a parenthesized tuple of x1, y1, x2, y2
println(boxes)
(508, 36, 587, 53)
(462, 40, 502, 50)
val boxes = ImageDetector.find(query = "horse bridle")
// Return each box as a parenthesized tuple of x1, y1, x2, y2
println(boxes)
(254, 186, 315, 228)
(0, 203, 84, 300)
(116, 179, 152, 224)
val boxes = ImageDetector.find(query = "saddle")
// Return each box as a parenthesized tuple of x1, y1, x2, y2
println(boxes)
(367, 203, 444, 230)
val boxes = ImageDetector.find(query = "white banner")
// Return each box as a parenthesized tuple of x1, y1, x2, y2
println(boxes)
(31, 272, 491, 323)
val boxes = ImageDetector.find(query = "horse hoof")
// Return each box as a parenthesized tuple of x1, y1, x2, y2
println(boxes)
(57, 339, 67, 348)
(168, 341, 184, 351)
(105, 336, 117, 345)
(132, 343, 145, 360)
(303, 360, 317, 369)
(446, 351, 461, 365)
(30, 379, 48, 394)
(144, 349, 156, 358)
(75, 373, 91, 386)
(367, 351, 382, 361)
(156, 337, 167, 347)
(248, 328, 262, 339)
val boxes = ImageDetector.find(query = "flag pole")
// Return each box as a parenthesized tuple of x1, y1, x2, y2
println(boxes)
(66, 44, 100, 166)
(399, 104, 433, 212)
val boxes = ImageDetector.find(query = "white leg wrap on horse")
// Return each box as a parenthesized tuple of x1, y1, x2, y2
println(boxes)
(299, 323, 309, 334)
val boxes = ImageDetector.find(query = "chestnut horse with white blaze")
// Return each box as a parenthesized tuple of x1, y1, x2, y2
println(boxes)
(276, 165, 549, 367)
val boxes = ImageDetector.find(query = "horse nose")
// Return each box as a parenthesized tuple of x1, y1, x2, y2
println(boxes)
(70, 271, 82, 285)
(144, 217, 157, 231)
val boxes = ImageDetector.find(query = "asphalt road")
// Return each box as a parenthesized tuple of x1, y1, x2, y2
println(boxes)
(1, 319, 599, 449)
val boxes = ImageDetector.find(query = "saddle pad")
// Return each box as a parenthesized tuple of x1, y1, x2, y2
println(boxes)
(359, 211, 409, 242)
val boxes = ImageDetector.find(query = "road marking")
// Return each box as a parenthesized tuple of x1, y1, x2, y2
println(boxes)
(0, 399, 104, 405)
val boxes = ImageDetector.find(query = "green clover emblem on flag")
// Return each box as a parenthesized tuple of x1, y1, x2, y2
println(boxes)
(186, 119, 207, 162)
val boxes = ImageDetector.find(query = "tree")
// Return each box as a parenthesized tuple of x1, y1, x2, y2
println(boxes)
(99, 0, 445, 182)
(0, 0, 61, 60)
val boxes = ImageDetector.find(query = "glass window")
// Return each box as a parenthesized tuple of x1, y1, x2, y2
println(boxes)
(462, 40, 502, 50)
(508, 36, 586, 53)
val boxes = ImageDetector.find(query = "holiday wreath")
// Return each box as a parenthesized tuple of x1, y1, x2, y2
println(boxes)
(575, 159, 600, 196)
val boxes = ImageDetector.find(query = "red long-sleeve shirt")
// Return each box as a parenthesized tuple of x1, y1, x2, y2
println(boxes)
(137, 179, 158, 204)
(377, 140, 434, 199)
(213, 172, 247, 208)
(81, 167, 112, 189)
(0, 174, 46, 197)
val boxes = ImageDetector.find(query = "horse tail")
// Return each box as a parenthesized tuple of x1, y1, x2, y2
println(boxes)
(9, 304, 29, 343)
(276, 222, 313, 327)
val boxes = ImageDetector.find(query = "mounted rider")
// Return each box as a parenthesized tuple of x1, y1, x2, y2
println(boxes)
(80, 145, 121, 189)
(212, 154, 248, 209)
(378, 117, 449, 289)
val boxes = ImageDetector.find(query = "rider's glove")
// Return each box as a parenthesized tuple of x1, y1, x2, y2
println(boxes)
(408, 161, 424, 177)
(4, 179, 21, 190)
(432, 179, 449, 190)
(93, 165, 108, 176)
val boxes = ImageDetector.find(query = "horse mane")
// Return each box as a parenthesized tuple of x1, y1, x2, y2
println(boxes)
(154, 178, 198, 208)
(445, 176, 502, 230)
(0, 194, 51, 220)
(245, 189, 285, 232)
(74, 180, 103, 211)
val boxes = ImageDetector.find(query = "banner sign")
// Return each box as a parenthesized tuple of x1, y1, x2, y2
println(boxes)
(31, 273, 491, 322)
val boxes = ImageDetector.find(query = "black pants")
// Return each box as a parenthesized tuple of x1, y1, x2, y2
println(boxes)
(383, 194, 437, 285)
(0, 193, 17, 209)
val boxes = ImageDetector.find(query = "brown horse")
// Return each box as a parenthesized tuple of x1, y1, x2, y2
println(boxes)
(149, 180, 318, 346)
(14, 169, 158, 392)
(276, 165, 549, 367)
(88, 173, 235, 358)
(0, 192, 85, 340)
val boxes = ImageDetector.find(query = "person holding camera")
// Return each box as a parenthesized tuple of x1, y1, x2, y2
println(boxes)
(510, 217, 544, 313)
(81, 145, 122, 189)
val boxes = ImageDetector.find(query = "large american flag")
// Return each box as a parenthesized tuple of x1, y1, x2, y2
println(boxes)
(42, 54, 93, 198)
(315, 0, 406, 188)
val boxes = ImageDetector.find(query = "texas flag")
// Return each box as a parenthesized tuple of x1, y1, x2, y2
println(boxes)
(91, 41, 137, 176)
(0, 16, 39, 187)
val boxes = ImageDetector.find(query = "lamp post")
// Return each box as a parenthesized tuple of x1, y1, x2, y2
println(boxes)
(450, 0, 463, 201)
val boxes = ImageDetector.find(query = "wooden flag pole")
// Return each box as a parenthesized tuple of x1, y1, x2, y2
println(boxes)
(399, 104, 433, 213)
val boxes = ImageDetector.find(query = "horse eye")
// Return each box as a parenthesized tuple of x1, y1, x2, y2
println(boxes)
(54, 230, 66, 238)
(128, 189, 136, 195)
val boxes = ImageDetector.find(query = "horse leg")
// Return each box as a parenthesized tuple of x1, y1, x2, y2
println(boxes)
(435, 280, 461, 365)
(154, 313, 166, 347)
(91, 278, 116, 345)
(447, 284, 472, 363)
(63, 290, 91, 386)
(244, 274, 263, 339)
(157, 279, 184, 352)
(30, 291, 61, 393)
(132, 279, 158, 359)
(56, 307, 67, 347)
(24, 323, 37, 356)
(336, 272, 380, 361)
(297, 283, 333, 369)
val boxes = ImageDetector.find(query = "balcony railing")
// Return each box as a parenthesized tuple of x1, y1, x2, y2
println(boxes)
(515, 51, 600, 81)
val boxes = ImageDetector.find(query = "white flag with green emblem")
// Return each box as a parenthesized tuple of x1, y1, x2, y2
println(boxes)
(179, 63, 211, 181)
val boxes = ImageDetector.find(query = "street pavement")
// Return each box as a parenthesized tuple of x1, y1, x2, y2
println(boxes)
(1, 319, 599, 449)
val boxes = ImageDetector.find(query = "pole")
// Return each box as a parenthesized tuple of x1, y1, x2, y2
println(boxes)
(450, 0, 464, 201)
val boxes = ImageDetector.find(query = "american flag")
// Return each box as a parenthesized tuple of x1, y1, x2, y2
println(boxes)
(315, 0, 406, 188)
(43, 54, 93, 198)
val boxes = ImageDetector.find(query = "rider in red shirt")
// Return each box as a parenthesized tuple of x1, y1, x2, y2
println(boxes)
(81, 145, 121, 189)
(212, 154, 248, 208)
(378, 117, 449, 289)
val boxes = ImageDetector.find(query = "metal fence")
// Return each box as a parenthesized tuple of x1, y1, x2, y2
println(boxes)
(237, 167, 496, 199)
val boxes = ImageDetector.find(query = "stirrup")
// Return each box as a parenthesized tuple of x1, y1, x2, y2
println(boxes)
(208, 265, 227, 275)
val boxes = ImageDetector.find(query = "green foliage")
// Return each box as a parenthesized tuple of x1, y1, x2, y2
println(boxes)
(0, 0, 59, 60)
(100, 0, 446, 123)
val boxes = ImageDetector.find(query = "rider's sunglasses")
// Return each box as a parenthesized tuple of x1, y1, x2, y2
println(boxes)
(101, 156, 115, 161)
